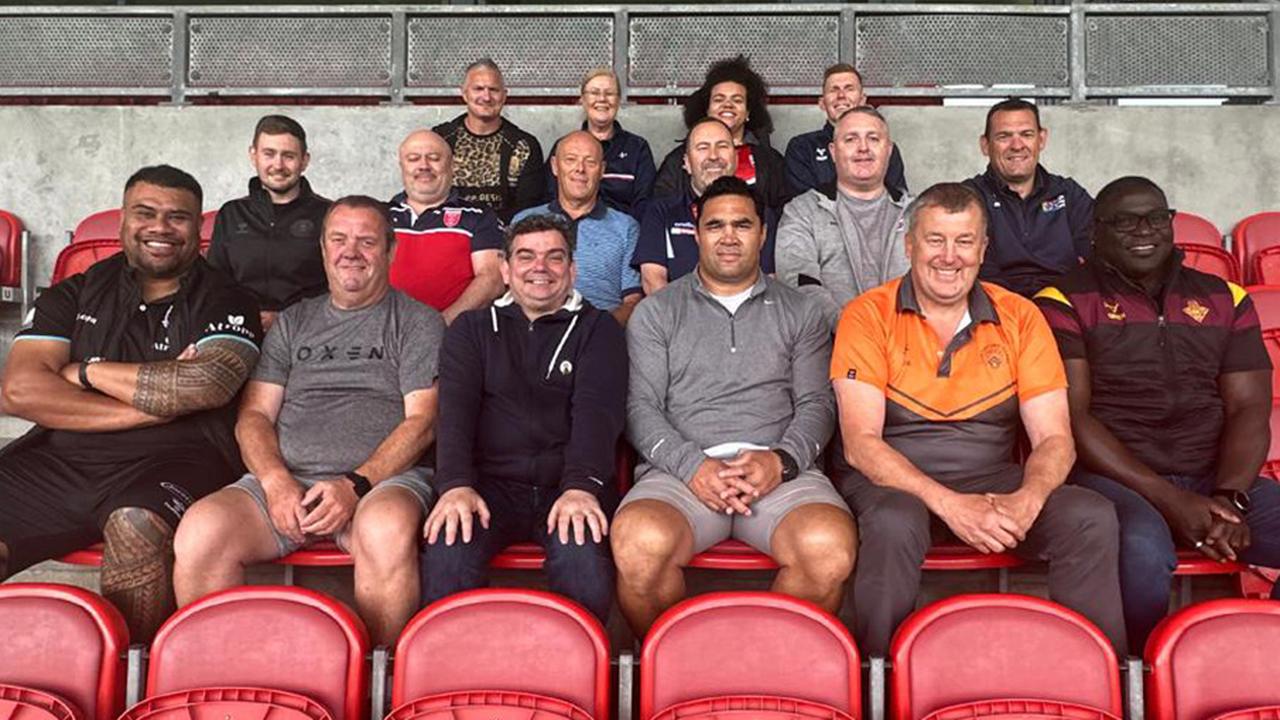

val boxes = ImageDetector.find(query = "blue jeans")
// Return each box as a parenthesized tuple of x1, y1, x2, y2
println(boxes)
(1070, 470, 1280, 649)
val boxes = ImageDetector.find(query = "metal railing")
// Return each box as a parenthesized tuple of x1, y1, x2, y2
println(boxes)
(0, 3, 1274, 102)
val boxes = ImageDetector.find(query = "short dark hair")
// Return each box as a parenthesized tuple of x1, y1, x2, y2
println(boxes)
(322, 195, 395, 249)
(124, 165, 202, 208)
(504, 213, 576, 260)
(984, 98, 1041, 138)
(1093, 176, 1168, 226)
(905, 182, 987, 236)
(823, 63, 863, 86)
(253, 114, 307, 153)
(683, 55, 773, 137)
(693, 176, 764, 227)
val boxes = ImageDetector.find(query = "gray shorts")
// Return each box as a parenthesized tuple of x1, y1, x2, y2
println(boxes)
(230, 467, 435, 557)
(618, 467, 849, 555)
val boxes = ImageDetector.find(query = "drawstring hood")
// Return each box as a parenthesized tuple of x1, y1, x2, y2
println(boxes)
(489, 289, 586, 378)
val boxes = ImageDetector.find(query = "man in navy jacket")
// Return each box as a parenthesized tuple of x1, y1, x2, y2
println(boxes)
(420, 213, 628, 621)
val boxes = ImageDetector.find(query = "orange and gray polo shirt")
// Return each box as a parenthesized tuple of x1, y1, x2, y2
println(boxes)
(831, 275, 1066, 482)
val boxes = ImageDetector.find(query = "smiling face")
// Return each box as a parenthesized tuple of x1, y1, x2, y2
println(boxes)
(980, 109, 1046, 188)
(906, 203, 988, 311)
(580, 73, 620, 129)
(502, 228, 576, 317)
(321, 203, 393, 306)
(831, 110, 890, 195)
(119, 181, 202, 280)
(398, 130, 453, 208)
(1093, 184, 1176, 285)
(552, 131, 604, 207)
(820, 71, 865, 125)
(461, 66, 507, 124)
(696, 192, 764, 288)
(250, 131, 308, 200)
(684, 120, 738, 195)
(707, 81, 748, 140)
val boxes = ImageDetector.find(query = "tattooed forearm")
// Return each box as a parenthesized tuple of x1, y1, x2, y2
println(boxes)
(133, 339, 258, 417)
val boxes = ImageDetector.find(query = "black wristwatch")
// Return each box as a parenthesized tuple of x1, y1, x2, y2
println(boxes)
(79, 358, 102, 391)
(345, 471, 373, 498)
(1211, 488, 1251, 514)
(772, 448, 800, 483)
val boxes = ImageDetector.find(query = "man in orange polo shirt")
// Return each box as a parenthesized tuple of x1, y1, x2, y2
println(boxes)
(830, 182, 1126, 657)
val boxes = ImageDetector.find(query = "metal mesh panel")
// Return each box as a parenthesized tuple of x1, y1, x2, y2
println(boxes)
(407, 15, 613, 88)
(188, 15, 392, 88)
(1085, 14, 1269, 88)
(628, 14, 838, 89)
(856, 14, 1069, 88)
(0, 15, 172, 88)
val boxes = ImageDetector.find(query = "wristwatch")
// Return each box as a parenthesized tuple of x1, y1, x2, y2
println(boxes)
(772, 448, 800, 483)
(1211, 488, 1251, 514)
(345, 471, 373, 498)
(79, 358, 103, 391)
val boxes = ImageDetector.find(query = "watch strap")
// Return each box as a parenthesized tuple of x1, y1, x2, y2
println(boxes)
(345, 471, 373, 498)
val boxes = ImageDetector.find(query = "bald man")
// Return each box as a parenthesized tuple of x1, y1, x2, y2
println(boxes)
(514, 130, 642, 325)
(389, 129, 505, 324)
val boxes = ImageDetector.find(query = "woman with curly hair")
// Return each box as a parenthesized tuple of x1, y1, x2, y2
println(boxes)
(652, 55, 793, 211)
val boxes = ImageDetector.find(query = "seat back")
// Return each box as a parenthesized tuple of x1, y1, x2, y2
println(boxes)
(1253, 247, 1280, 286)
(146, 587, 368, 720)
(71, 210, 121, 244)
(392, 589, 610, 720)
(1267, 405, 1280, 480)
(1172, 211, 1223, 247)
(387, 691, 593, 720)
(889, 595, 1121, 720)
(119, 688, 331, 720)
(920, 699, 1121, 720)
(51, 240, 124, 285)
(1234, 211, 1280, 284)
(0, 584, 128, 720)
(640, 592, 860, 720)
(0, 209, 24, 287)
(1178, 243, 1241, 283)
(649, 696, 856, 720)
(0, 685, 79, 720)
(200, 211, 216, 242)
(1211, 708, 1280, 720)
(1146, 598, 1280, 720)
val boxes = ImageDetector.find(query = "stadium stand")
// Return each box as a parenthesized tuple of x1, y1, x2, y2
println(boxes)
(140, 586, 368, 720)
(391, 589, 609, 720)
(639, 592, 860, 720)
(1172, 211, 1224, 248)
(1146, 598, 1280, 720)
(0, 584, 128, 720)
(1234, 212, 1280, 285)
(889, 594, 1123, 720)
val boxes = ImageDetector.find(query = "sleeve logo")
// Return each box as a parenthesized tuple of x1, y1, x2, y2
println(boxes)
(846, 369, 857, 380)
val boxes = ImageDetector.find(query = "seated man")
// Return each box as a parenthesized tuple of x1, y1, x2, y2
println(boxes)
(777, 106, 912, 331)
(1035, 176, 1280, 649)
(421, 214, 626, 622)
(516, 130, 642, 325)
(612, 177, 855, 637)
(831, 182, 1126, 657)
(390, 129, 505, 324)
(0, 165, 262, 641)
(174, 196, 444, 646)
(207, 114, 330, 331)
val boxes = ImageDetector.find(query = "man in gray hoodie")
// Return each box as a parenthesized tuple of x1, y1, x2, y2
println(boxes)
(776, 107, 911, 331)
(611, 176, 856, 637)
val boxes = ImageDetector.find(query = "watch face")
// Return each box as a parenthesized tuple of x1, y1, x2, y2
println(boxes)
(1233, 491, 1252, 513)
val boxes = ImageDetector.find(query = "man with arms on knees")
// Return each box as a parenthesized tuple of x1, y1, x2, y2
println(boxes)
(516, 131, 642, 325)
(174, 196, 444, 646)
(964, 99, 1093, 298)
(777, 107, 912, 331)
(831, 182, 1126, 657)
(612, 177, 855, 636)
(784, 64, 907, 198)
(632, 118, 778, 296)
(208, 115, 330, 332)
(421, 214, 626, 621)
(1035, 176, 1280, 649)
(434, 58, 545, 224)
(0, 165, 262, 640)
(390, 129, 505, 324)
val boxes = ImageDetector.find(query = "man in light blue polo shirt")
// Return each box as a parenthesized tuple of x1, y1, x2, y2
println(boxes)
(515, 130, 642, 324)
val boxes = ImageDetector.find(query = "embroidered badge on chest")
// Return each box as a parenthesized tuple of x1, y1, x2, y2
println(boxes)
(981, 344, 1006, 369)
(1103, 300, 1126, 322)
(443, 208, 462, 228)
(1183, 299, 1210, 323)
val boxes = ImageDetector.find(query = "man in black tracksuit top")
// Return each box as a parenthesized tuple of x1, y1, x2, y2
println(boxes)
(207, 115, 330, 331)
(421, 213, 627, 621)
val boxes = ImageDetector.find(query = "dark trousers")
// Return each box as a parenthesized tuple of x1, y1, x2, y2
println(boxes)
(841, 464, 1128, 657)
(1071, 469, 1280, 650)
(420, 479, 617, 623)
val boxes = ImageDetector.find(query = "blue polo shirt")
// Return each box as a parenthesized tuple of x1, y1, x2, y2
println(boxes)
(631, 185, 778, 283)
(545, 121, 657, 221)
(514, 200, 641, 311)
(784, 122, 909, 198)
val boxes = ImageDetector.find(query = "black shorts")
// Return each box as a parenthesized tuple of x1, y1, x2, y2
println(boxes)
(0, 441, 234, 573)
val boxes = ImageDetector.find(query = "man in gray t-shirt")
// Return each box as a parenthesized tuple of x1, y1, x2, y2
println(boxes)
(174, 196, 445, 646)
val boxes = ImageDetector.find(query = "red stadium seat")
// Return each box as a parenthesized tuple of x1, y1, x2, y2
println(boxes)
(144, 586, 368, 720)
(1146, 598, 1280, 720)
(1172, 211, 1223, 247)
(889, 594, 1122, 720)
(640, 592, 860, 720)
(119, 688, 331, 720)
(200, 211, 216, 242)
(1210, 709, 1280, 720)
(391, 589, 610, 720)
(0, 685, 80, 720)
(0, 584, 128, 720)
(1250, 247, 1280, 286)
(1178, 242, 1241, 283)
(920, 699, 1120, 720)
(387, 691, 593, 720)
(1234, 211, 1280, 284)
(1247, 286, 1280, 329)
(650, 696, 855, 720)
(0, 209, 25, 288)
(50, 239, 124, 284)
(71, 210, 121, 244)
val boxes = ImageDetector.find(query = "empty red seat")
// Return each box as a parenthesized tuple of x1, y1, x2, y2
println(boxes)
(0, 209, 25, 289)
(392, 589, 610, 720)
(1234, 212, 1280, 284)
(200, 211, 216, 242)
(920, 699, 1120, 719)
(649, 696, 855, 719)
(387, 691, 592, 720)
(71, 210, 121, 244)
(1173, 211, 1223, 247)
(0, 584, 128, 720)
(1250, 247, 1280, 286)
(640, 592, 860, 720)
(119, 688, 331, 720)
(1211, 708, 1280, 720)
(50, 239, 123, 284)
(0, 685, 79, 720)
(143, 586, 368, 720)
(889, 594, 1122, 720)
(1178, 243, 1241, 283)
(1146, 598, 1280, 720)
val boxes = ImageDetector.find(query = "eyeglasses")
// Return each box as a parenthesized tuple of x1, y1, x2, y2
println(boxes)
(584, 89, 619, 99)
(1097, 208, 1177, 233)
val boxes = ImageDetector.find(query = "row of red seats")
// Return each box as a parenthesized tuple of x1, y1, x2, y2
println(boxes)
(1, 582, 1277, 720)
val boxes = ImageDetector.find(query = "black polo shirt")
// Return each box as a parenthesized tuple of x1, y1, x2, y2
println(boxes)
(631, 184, 778, 281)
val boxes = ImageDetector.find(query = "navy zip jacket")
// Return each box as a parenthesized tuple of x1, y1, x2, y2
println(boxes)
(965, 164, 1094, 298)
(652, 131, 793, 211)
(433, 291, 628, 499)
(545, 121, 657, 220)
(784, 123, 909, 198)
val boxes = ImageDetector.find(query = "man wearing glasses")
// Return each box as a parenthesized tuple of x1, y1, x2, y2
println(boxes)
(1035, 176, 1280, 650)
